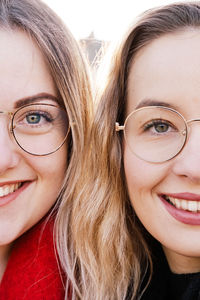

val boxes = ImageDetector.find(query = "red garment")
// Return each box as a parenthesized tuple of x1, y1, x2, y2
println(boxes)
(0, 216, 66, 299)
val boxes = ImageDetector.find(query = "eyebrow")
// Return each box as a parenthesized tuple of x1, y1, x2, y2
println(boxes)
(135, 99, 179, 110)
(14, 93, 59, 109)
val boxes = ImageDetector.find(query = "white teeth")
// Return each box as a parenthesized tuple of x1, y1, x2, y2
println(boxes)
(181, 200, 187, 210)
(166, 196, 200, 213)
(175, 198, 181, 209)
(188, 201, 198, 212)
(0, 183, 22, 197)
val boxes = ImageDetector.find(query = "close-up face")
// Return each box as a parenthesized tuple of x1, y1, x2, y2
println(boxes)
(123, 29, 200, 272)
(0, 29, 67, 251)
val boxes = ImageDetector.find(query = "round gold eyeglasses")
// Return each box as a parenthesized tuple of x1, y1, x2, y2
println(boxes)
(115, 106, 200, 163)
(1, 103, 69, 156)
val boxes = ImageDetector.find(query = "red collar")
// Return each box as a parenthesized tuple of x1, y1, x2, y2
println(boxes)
(0, 216, 65, 299)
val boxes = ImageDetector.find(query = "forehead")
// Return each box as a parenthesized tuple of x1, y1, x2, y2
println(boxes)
(126, 29, 200, 113)
(0, 28, 56, 110)
(0, 28, 43, 71)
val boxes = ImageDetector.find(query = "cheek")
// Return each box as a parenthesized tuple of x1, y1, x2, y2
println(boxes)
(25, 145, 67, 186)
(124, 146, 156, 193)
(123, 146, 179, 244)
(123, 146, 170, 211)
(123, 148, 149, 222)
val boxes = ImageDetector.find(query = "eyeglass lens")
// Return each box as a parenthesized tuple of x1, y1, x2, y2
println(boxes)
(12, 104, 69, 156)
(124, 107, 187, 163)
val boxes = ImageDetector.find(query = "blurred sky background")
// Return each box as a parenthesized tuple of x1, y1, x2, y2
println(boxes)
(43, 0, 186, 41)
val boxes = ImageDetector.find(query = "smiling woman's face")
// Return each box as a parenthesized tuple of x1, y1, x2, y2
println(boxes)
(0, 29, 67, 251)
(124, 29, 200, 274)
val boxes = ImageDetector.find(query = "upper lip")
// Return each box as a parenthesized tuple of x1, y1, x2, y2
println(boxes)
(161, 192, 200, 201)
(0, 180, 32, 186)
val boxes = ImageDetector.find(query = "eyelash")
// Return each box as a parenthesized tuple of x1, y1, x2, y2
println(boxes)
(16, 110, 54, 127)
(143, 119, 175, 132)
(25, 111, 53, 122)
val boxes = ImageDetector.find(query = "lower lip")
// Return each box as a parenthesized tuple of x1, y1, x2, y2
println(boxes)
(160, 196, 200, 225)
(0, 182, 31, 207)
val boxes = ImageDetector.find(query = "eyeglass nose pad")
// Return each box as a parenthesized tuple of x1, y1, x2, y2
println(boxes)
(182, 129, 187, 136)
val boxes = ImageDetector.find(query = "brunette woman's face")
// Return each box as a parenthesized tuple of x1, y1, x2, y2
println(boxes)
(0, 30, 66, 249)
(124, 29, 200, 273)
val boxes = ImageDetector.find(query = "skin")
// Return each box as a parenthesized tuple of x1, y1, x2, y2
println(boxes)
(0, 29, 67, 279)
(124, 29, 200, 274)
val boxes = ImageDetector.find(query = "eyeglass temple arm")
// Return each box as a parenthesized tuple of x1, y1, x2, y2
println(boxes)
(115, 122, 125, 132)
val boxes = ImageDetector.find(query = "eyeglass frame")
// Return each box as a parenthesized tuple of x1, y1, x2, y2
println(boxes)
(0, 102, 70, 156)
(115, 105, 200, 163)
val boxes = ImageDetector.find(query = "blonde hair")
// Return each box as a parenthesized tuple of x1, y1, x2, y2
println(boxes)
(0, 0, 93, 298)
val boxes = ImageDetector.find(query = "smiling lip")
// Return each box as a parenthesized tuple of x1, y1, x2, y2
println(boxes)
(160, 193, 200, 225)
(166, 193, 200, 201)
(0, 181, 32, 207)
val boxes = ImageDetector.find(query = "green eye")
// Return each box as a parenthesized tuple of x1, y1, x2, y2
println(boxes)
(154, 123, 169, 133)
(143, 120, 171, 133)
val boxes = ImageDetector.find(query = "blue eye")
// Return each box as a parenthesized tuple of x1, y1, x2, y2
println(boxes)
(26, 113, 41, 124)
(25, 112, 52, 125)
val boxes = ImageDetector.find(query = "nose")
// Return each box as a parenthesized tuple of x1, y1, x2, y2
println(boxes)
(172, 123, 200, 183)
(0, 120, 20, 175)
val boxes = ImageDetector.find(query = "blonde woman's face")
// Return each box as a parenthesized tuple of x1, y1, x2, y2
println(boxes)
(124, 30, 200, 274)
(0, 30, 66, 252)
